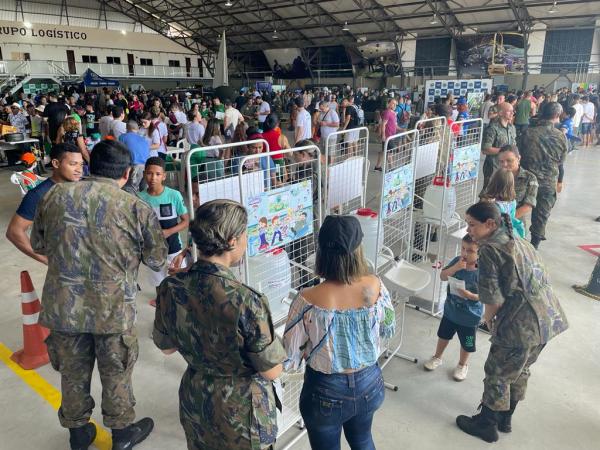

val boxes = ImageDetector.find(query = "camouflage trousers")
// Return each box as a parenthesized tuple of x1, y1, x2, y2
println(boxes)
(482, 343, 546, 411)
(530, 185, 557, 241)
(45, 329, 138, 429)
(482, 155, 499, 191)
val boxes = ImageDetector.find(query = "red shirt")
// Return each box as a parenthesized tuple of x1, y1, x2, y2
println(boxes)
(262, 129, 284, 159)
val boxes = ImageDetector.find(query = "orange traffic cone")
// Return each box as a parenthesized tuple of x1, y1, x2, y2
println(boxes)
(10, 271, 50, 370)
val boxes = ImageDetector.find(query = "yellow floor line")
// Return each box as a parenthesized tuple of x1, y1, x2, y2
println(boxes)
(0, 342, 112, 450)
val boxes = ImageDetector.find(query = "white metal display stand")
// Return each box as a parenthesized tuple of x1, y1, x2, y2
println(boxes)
(324, 126, 369, 215)
(183, 138, 271, 261)
(373, 129, 427, 390)
(410, 118, 483, 317)
(239, 144, 322, 443)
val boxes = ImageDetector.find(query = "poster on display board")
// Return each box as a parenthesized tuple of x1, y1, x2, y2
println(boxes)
(382, 163, 413, 219)
(451, 144, 480, 184)
(425, 79, 492, 105)
(246, 180, 314, 257)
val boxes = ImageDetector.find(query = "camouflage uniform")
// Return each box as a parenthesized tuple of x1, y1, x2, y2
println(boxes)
(153, 260, 286, 450)
(31, 176, 167, 429)
(519, 120, 568, 242)
(481, 119, 517, 189)
(514, 167, 539, 236)
(242, 102, 258, 128)
(478, 229, 568, 411)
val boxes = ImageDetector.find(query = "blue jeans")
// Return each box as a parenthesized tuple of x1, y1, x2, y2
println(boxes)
(300, 364, 385, 450)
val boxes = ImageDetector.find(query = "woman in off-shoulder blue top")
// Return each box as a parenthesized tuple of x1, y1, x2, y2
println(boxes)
(283, 215, 396, 450)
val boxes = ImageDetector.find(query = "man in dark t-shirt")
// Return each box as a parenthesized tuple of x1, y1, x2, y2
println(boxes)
(6, 143, 83, 264)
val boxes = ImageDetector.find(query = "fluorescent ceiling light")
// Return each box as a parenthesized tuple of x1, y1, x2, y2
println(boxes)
(342, 21, 350, 32)
(225, 0, 233, 7)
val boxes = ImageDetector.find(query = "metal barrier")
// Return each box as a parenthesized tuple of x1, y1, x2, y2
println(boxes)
(183, 138, 270, 262)
(374, 129, 419, 274)
(409, 118, 483, 317)
(449, 118, 484, 217)
(374, 129, 420, 388)
(239, 144, 322, 325)
(324, 126, 369, 215)
(239, 144, 322, 445)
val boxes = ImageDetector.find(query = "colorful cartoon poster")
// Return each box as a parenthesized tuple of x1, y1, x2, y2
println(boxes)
(246, 180, 314, 257)
(451, 144, 480, 184)
(382, 164, 413, 219)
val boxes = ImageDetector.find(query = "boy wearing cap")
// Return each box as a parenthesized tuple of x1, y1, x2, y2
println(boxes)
(17, 152, 44, 191)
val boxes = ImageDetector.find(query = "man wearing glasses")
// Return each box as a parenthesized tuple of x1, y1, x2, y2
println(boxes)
(481, 102, 517, 190)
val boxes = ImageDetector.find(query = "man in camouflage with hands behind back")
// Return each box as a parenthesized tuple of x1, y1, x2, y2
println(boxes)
(31, 140, 168, 450)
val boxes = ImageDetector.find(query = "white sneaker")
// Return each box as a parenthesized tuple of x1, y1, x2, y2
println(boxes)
(424, 356, 443, 371)
(453, 364, 469, 381)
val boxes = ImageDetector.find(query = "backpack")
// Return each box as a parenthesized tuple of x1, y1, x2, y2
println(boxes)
(397, 104, 410, 124)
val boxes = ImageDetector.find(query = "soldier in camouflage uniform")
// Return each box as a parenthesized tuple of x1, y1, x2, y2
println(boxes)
(153, 199, 285, 450)
(519, 102, 568, 249)
(498, 144, 538, 236)
(31, 140, 168, 450)
(456, 201, 568, 443)
(242, 98, 258, 129)
(481, 102, 517, 190)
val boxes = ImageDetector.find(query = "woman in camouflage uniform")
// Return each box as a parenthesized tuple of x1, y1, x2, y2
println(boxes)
(456, 201, 568, 443)
(153, 199, 286, 450)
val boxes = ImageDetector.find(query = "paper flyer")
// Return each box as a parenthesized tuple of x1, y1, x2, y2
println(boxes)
(448, 276, 466, 296)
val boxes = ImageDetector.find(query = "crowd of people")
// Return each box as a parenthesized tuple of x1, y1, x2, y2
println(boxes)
(1, 80, 587, 450)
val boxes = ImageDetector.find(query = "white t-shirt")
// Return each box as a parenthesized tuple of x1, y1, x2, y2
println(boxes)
(319, 109, 340, 142)
(573, 103, 584, 127)
(582, 102, 595, 124)
(110, 120, 127, 139)
(224, 107, 243, 129)
(258, 102, 270, 123)
(155, 120, 168, 153)
(99, 115, 113, 138)
(139, 127, 161, 158)
(295, 109, 312, 141)
(480, 100, 494, 125)
(174, 111, 188, 125)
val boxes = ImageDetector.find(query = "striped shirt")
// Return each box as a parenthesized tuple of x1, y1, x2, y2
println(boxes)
(283, 278, 396, 374)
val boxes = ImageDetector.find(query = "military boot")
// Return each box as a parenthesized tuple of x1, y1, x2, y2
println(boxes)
(111, 417, 154, 450)
(69, 423, 97, 450)
(456, 405, 499, 443)
(498, 400, 519, 433)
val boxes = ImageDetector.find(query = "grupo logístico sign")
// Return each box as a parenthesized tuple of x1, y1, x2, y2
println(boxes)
(0, 25, 87, 40)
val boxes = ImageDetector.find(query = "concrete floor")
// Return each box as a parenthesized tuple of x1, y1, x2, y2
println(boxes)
(1, 143, 599, 450)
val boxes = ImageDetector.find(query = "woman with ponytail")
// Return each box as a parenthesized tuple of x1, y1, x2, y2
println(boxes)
(455, 201, 569, 443)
